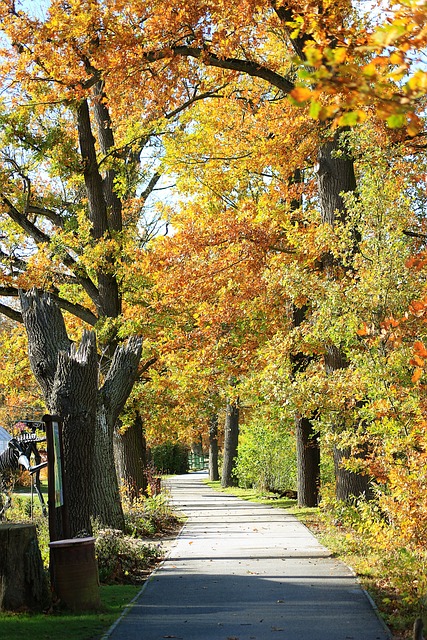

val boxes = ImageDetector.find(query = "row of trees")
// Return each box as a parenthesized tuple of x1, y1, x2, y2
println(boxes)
(0, 0, 426, 542)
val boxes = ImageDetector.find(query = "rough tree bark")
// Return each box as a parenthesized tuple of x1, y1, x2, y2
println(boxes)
(20, 290, 142, 535)
(113, 412, 147, 499)
(324, 344, 372, 500)
(295, 415, 320, 507)
(208, 414, 220, 481)
(91, 336, 142, 529)
(221, 399, 239, 488)
(319, 137, 372, 500)
(0, 523, 49, 611)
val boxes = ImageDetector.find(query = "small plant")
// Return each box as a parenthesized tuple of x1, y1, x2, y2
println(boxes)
(123, 489, 180, 538)
(94, 528, 162, 584)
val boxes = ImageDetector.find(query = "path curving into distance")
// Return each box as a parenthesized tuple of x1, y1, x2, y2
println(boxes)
(105, 471, 391, 640)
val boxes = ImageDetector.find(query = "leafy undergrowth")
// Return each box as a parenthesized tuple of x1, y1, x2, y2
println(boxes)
(95, 527, 164, 584)
(316, 496, 427, 640)
(0, 488, 183, 639)
(204, 480, 422, 640)
(96, 492, 183, 584)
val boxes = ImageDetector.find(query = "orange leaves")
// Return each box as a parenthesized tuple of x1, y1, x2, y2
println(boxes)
(411, 367, 422, 383)
(406, 253, 427, 272)
(414, 341, 427, 358)
(356, 322, 369, 337)
(410, 342, 427, 383)
(409, 298, 427, 318)
(289, 86, 313, 104)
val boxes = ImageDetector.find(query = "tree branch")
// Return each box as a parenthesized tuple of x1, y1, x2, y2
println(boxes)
(141, 172, 161, 201)
(1, 195, 51, 245)
(403, 230, 427, 240)
(1, 185, 102, 307)
(77, 98, 120, 318)
(26, 204, 65, 228)
(93, 81, 123, 234)
(144, 47, 295, 95)
(164, 85, 226, 121)
(0, 286, 98, 326)
(0, 301, 22, 323)
(270, 1, 313, 61)
(19, 289, 71, 405)
(101, 336, 143, 425)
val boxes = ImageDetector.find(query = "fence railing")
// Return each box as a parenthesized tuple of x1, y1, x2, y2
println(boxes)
(188, 453, 208, 470)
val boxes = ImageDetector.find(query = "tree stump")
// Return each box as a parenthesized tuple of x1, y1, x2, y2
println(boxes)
(0, 523, 50, 611)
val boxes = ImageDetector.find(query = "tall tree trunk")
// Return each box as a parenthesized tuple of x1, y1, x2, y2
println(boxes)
(91, 406, 125, 530)
(114, 413, 147, 499)
(269, 3, 367, 504)
(20, 290, 142, 535)
(291, 300, 320, 507)
(318, 132, 372, 501)
(319, 134, 371, 501)
(295, 416, 320, 507)
(221, 400, 239, 488)
(318, 132, 357, 227)
(208, 414, 220, 481)
(334, 446, 372, 501)
(20, 291, 97, 536)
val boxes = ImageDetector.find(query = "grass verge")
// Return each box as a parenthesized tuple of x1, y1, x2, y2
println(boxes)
(0, 584, 140, 640)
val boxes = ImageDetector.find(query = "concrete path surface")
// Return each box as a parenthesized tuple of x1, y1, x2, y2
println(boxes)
(105, 471, 391, 640)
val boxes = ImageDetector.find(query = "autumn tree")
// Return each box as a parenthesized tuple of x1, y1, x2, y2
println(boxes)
(0, 0, 425, 517)
(0, 1, 223, 529)
(164, 0, 427, 502)
(147, 164, 295, 484)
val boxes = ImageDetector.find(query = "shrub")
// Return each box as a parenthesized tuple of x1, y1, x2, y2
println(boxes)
(123, 491, 181, 538)
(95, 528, 162, 584)
(235, 416, 297, 493)
(150, 442, 189, 474)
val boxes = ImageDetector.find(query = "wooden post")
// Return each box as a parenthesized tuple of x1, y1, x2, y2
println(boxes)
(0, 523, 49, 611)
(43, 414, 70, 542)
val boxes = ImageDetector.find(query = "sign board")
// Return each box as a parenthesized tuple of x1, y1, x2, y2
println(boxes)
(43, 414, 69, 542)
(52, 421, 64, 508)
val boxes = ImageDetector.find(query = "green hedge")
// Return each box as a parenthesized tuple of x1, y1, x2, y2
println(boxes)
(235, 417, 297, 493)
(150, 442, 189, 474)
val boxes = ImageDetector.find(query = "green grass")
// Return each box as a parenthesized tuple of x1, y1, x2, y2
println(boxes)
(0, 486, 181, 639)
(0, 585, 140, 640)
(203, 479, 312, 515)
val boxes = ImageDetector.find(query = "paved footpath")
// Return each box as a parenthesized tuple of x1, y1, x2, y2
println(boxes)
(105, 471, 391, 640)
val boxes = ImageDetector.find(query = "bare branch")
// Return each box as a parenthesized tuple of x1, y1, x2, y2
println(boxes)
(403, 230, 427, 240)
(0, 285, 98, 326)
(0, 301, 22, 323)
(143, 47, 295, 95)
(164, 85, 226, 121)
(26, 204, 65, 228)
(141, 172, 161, 201)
